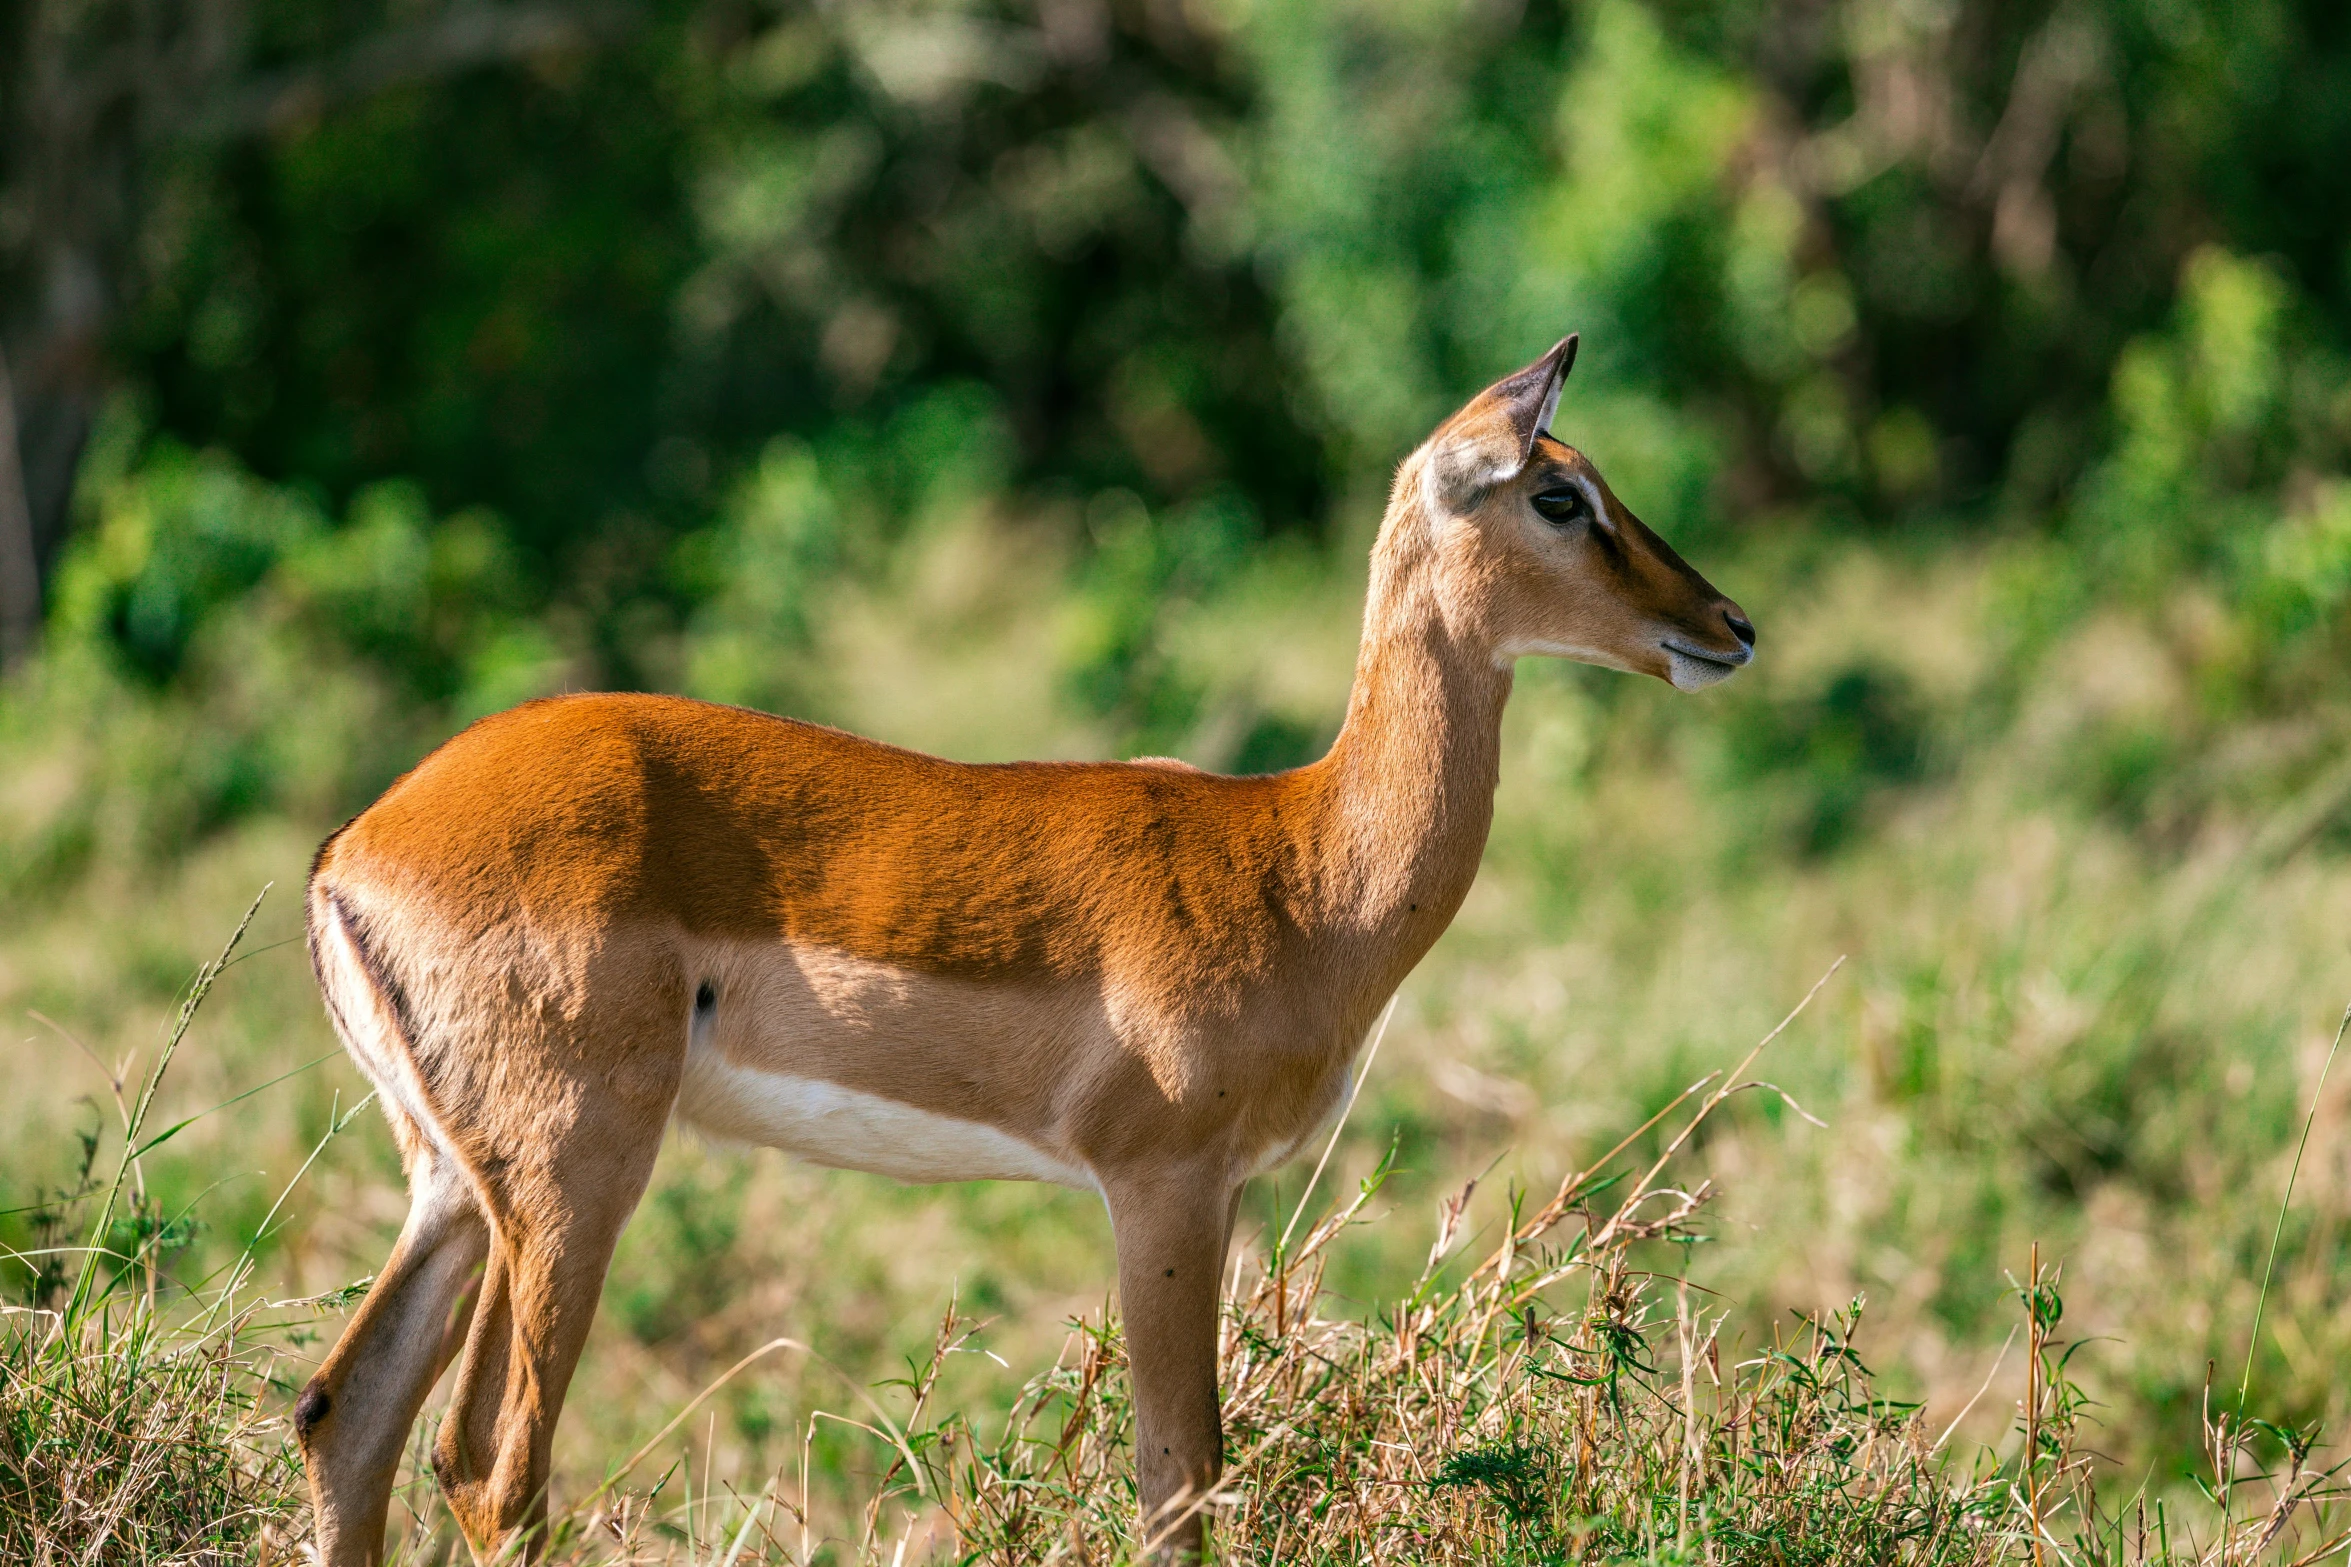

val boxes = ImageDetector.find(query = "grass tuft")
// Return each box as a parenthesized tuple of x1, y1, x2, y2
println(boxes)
(2, 892, 312, 1564)
(6, 922, 2348, 1564)
(0, 1297, 306, 1564)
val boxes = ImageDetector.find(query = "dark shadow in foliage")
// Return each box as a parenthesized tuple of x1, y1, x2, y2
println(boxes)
(1431, 1439, 1555, 1528)
(121, 1, 1326, 694)
(1727, 661, 1932, 854)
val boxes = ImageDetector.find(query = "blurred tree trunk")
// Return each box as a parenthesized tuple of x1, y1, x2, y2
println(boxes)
(0, 250, 105, 668)
(0, 0, 215, 668)
(0, 341, 38, 665)
(0, 0, 631, 668)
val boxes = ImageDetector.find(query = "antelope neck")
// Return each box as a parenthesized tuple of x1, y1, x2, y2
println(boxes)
(1302, 516, 1513, 962)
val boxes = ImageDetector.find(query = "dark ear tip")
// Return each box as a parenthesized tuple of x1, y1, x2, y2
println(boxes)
(1517, 333, 1578, 462)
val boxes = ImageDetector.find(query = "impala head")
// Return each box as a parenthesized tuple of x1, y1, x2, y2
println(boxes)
(1407, 334, 1756, 690)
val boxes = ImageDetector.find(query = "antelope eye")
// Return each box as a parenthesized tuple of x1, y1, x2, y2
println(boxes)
(1530, 486, 1590, 526)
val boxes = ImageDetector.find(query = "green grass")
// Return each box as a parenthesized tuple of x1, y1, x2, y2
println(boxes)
(5, 919, 2345, 1562)
(2, 900, 317, 1563)
(6, 521, 2351, 1559)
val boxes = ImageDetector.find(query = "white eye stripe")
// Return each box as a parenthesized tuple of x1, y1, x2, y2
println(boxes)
(1569, 475, 1608, 525)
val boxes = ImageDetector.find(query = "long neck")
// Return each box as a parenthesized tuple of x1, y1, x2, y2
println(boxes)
(1304, 498, 1513, 961)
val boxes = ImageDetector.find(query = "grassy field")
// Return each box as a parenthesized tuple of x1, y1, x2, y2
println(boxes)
(6, 511, 2351, 1560)
(8, 0, 2348, 1551)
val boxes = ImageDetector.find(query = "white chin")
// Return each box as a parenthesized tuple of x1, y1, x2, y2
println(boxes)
(1667, 650, 1741, 691)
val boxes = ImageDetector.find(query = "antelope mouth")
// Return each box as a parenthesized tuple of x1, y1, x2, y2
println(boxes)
(1662, 639, 1751, 692)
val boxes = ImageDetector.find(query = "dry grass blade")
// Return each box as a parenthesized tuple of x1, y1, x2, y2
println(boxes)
(9, 919, 2348, 1566)
(864, 964, 2348, 1566)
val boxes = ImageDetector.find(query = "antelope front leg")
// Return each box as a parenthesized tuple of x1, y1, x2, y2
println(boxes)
(1106, 1169, 1236, 1561)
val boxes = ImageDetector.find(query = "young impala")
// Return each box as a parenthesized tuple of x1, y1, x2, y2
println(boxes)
(294, 334, 1755, 1562)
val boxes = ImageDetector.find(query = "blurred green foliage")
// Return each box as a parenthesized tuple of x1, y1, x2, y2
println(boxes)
(7, 0, 2351, 923)
(6, 0, 2341, 846)
(10, 0, 2351, 1510)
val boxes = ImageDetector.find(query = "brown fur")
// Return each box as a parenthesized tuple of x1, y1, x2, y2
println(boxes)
(294, 336, 1754, 1562)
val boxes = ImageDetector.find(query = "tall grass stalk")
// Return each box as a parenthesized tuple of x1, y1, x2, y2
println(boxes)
(1, 888, 318, 1563)
(829, 967, 2343, 1566)
(2218, 1000, 2351, 1533)
(7, 913, 2348, 1564)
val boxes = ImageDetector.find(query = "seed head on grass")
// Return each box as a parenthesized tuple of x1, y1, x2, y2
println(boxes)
(9, 917, 2347, 1566)
(1, 892, 312, 1564)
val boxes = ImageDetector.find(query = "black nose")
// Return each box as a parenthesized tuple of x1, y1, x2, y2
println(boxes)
(1724, 609, 1756, 649)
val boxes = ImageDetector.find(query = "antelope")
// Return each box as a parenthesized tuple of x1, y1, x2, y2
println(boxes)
(292, 334, 1755, 1563)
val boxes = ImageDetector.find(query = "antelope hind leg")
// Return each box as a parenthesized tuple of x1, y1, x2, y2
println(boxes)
(428, 1069, 676, 1559)
(298, 1141, 490, 1567)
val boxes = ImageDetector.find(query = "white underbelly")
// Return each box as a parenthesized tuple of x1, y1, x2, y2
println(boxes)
(675, 1044, 1094, 1190)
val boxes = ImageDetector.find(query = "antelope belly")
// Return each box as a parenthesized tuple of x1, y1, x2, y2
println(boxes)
(676, 1045, 1093, 1189)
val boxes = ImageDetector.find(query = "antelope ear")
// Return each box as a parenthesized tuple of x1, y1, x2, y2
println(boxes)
(1423, 333, 1581, 513)
(1496, 333, 1577, 465)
